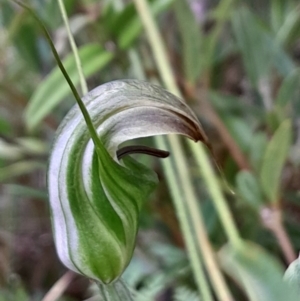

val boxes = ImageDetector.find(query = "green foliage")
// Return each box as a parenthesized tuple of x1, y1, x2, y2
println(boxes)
(260, 120, 292, 203)
(232, 6, 294, 88)
(220, 241, 298, 301)
(1, 0, 300, 300)
(25, 44, 114, 130)
(174, 286, 201, 301)
(236, 170, 264, 209)
(284, 255, 300, 295)
(9, 11, 42, 70)
(174, 0, 202, 83)
(276, 69, 300, 108)
(0, 286, 28, 301)
(103, 0, 174, 50)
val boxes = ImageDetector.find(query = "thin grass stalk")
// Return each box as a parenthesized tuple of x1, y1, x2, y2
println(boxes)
(160, 134, 235, 301)
(260, 206, 296, 263)
(14, 1, 100, 146)
(57, 0, 88, 95)
(41, 271, 76, 301)
(155, 136, 214, 301)
(48, 0, 211, 298)
(115, 1, 214, 298)
(127, 40, 214, 301)
(189, 142, 242, 249)
(132, 0, 241, 249)
(134, 0, 237, 301)
(37, 0, 124, 297)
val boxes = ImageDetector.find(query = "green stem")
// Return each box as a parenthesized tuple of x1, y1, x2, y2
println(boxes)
(125, 35, 214, 301)
(133, 0, 180, 96)
(133, 0, 241, 249)
(126, 42, 213, 300)
(190, 142, 242, 248)
(133, 1, 238, 300)
(166, 135, 234, 301)
(97, 279, 134, 301)
(16, 1, 130, 298)
(14, 1, 102, 149)
(120, 19, 213, 296)
(125, 41, 213, 300)
(204, 0, 233, 74)
(57, 0, 88, 95)
(156, 136, 214, 301)
(115, 1, 213, 296)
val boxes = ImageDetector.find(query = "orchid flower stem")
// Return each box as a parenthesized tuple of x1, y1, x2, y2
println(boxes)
(15, 0, 124, 297)
(97, 279, 134, 301)
(13, 1, 99, 147)
(57, 0, 88, 95)
(55, 0, 134, 298)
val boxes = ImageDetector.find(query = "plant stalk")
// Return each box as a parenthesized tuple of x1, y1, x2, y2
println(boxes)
(133, 0, 237, 300)
(14, 1, 103, 152)
(261, 206, 296, 263)
(133, 0, 241, 250)
(155, 136, 214, 301)
(190, 142, 242, 249)
(127, 38, 214, 301)
(16, 1, 126, 298)
(97, 279, 134, 301)
(57, 0, 88, 95)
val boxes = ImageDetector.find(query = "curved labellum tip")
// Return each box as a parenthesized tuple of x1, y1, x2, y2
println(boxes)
(48, 80, 207, 283)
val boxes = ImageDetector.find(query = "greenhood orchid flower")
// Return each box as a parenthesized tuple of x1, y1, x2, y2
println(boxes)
(48, 79, 207, 284)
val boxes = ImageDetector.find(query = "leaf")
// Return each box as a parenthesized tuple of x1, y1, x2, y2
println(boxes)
(222, 116, 253, 151)
(4, 184, 47, 200)
(0, 137, 47, 160)
(174, 0, 202, 83)
(236, 170, 264, 209)
(231, 7, 272, 87)
(107, 0, 174, 49)
(260, 120, 292, 203)
(135, 273, 166, 300)
(16, 137, 48, 155)
(0, 139, 23, 160)
(275, 6, 300, 46)
(249, 132, 268, 172)
(209, 92, 244, 114)
(219, 241, 298, 301)
(42, 0, 76, 29)
(231, 7, 294, 88)
(284, 255, 300, 295)
(9, 11, 42, 71)
(209, 91, 263, 117)
(24, 44, 114, 130)
(275, 68, 300, 108)
(271, 37, 295, 77)
(0, 160, 45, 182)
(0, 115, 12, 136)
(48, 80, 206, 283)
(270, 0, 290, 32)
(174, 286, 201, 301)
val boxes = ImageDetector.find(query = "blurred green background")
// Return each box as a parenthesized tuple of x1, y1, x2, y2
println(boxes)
(0, 0, 300, 300)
